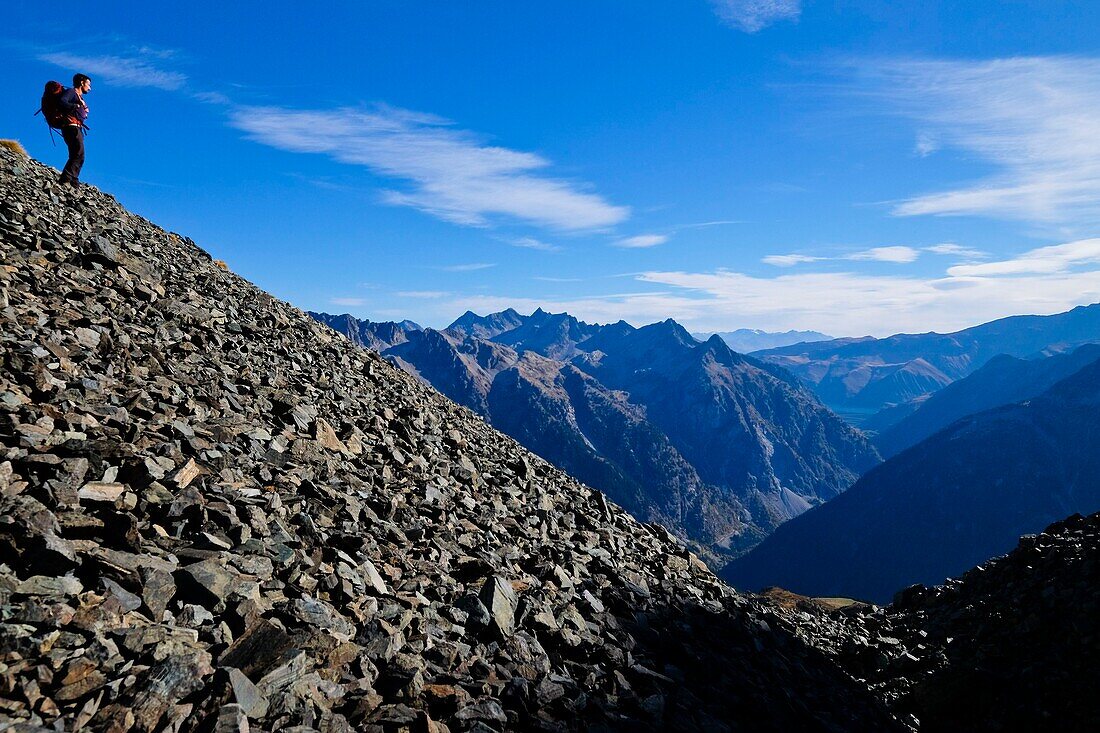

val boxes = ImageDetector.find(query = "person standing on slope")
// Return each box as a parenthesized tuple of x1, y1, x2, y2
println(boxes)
(57, 74, 92, 187)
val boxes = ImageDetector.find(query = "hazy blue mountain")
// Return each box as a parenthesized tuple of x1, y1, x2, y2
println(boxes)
(313, 309, 879, 564)
(723, 357, 1100, 603)
(755, 303, 1100, 426)
(695, 328, 834, 353)
(489, 307, 602, 360)
(874, 343, 1100, 459)
(446, 307, 525, 340)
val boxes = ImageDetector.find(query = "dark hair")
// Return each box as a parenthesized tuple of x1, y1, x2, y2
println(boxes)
(73, 73, 91, 86)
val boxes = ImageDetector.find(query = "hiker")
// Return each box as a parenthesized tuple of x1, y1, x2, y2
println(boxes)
(57, 73, 91, 186)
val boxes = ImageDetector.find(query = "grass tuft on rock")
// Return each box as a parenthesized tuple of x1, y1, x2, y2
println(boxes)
(0, 139, 28, 157)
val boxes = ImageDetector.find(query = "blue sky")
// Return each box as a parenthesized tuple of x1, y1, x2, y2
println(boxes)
(4, 1, 1100, 336)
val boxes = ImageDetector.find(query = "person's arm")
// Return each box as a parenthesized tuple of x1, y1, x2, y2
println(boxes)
(58, 88, 81, 115)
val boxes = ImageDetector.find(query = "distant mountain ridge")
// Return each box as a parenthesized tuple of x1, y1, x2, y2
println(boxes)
(695, 328, 834, 353)
(312, 309, 881, 564)
(755, 303, 1100, 426)
(723, 354, 1100, 602)
(309, 312, 421, 351)
(873, 343, 1100, 458)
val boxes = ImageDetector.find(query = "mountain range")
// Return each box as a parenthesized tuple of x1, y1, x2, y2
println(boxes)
(723, 349, 1100, 602)
(754, 304, 1100, 427)
(311, 309, 880, 564)
(693, 328, 833, 353)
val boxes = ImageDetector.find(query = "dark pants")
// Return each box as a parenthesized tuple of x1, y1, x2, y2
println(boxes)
(59, 126, 85, 185)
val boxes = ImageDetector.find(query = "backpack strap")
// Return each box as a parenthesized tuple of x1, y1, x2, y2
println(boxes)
(34, 109, 58, 146)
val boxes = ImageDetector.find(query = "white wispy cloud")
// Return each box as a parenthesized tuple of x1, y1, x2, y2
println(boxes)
(437, 263, 496, 272)
(38, 51, 187, 90)
(926, 242, 988, 259)
(631, 265, 1100, 335)
(853, 56, 1100, 228)
(947, 238, 1100, 277)
(710, 0, 801, 33)
(763, 254, 823, 267)
(330, 297, 367, 307)
(614, 234, 669, 248)
(227, 105, 628, 231)
(914, 131, 939, 157)
(846, 245, 919, 263)
(679, 220, 746, 229)
(192, 90, 231, 106)
(763, 246, 919, 266)
(510, 236, 561, 252)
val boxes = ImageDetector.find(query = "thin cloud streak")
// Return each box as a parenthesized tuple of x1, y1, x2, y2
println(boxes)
(679, 220, 747, 229)
(763, 246, 919, 266)
(853, 56, 1100, 228)
(763, 254, 823, 267)
(947, 238, 1100, 277)
(38, 51, 187, 90)
(926, 242, 988, 259)
(632, 268, 1100, 336)
(614, 234, 669, 248)
(228, 105, 629, 231)
(437, 263, 496, 272)
(510, 237, 561, 252)
(710, 0, 801, 33)
(846, 246, 919, 263)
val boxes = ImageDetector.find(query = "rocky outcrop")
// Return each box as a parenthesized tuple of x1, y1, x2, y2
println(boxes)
(0, 150, 902, 731)
(764, 512, 1100, 732)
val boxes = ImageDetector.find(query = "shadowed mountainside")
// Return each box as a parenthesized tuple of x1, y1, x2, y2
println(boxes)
(873, 342, 1100, 458)
(724, 356, 1100, 603)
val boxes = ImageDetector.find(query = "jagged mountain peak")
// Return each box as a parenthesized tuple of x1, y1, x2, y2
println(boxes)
(630, 318, 697, 349)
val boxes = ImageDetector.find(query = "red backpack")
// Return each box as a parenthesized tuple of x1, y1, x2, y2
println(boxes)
(35, 81, 68, 136)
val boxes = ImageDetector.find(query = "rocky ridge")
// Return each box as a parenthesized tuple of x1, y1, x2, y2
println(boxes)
(0, 149, 900, 731)
(764, 512, 1100, 732)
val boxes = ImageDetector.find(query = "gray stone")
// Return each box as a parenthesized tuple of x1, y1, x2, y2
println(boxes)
(227, 667, 269, 719)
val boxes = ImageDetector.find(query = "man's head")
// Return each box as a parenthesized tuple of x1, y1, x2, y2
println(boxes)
(72, 74, 92, 94)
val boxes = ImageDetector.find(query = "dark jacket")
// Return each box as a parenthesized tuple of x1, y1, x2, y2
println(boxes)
(57, 87, 88, 128)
